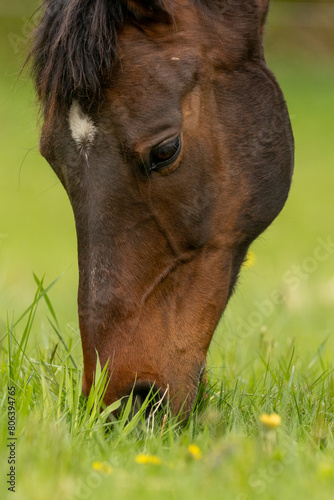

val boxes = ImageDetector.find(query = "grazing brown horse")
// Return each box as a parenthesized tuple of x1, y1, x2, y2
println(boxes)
(29, 0, 294, 416)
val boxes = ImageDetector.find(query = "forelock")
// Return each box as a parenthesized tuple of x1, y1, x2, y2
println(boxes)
(28, 0, 171, 117)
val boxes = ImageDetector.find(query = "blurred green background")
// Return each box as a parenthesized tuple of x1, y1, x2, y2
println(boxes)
(0, 0, 333, 358)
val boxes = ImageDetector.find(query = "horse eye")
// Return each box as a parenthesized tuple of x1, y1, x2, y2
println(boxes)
(150, 135, 181, 171)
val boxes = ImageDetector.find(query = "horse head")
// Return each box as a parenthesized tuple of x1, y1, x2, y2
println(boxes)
(30, 0, 294, 415)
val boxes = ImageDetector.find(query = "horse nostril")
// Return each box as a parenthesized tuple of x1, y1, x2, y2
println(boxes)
(130, 381, 165, 418)
(132, 381, 153, 415)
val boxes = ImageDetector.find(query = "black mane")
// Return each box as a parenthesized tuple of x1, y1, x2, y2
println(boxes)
(28, 0, 170, 116)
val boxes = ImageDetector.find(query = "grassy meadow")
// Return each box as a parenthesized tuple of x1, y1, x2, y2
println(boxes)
(1, 4, 334, 500)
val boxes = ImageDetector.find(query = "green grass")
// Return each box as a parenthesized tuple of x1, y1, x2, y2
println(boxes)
(1, 12, 334, 500)
(1, 278, 334, 500)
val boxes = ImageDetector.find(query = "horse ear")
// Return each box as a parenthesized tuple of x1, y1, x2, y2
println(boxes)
(201, 1, 270, 33)
(256, 0, 270, 31)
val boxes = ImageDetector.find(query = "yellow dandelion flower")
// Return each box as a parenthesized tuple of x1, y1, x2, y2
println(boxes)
(92, 462, 113, 475)
(243, 251, 256, 268)
(188, 444, 202, 460)
(259, 413, 281, 430)
(135, 454, 162, 465)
